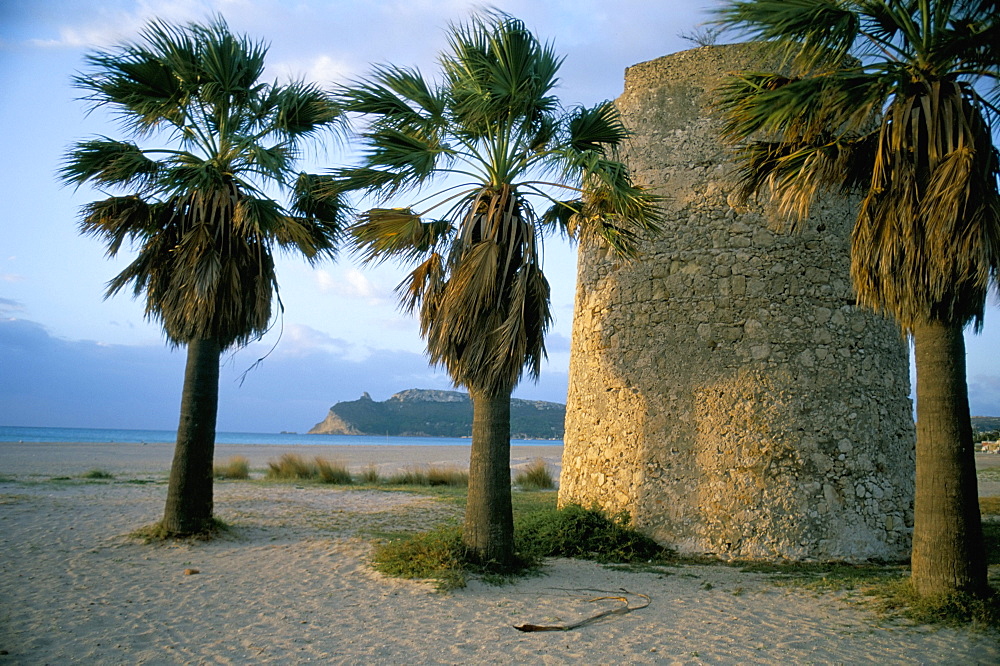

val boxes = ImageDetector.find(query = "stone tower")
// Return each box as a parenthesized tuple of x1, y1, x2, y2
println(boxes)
(558, 45, 916, 561)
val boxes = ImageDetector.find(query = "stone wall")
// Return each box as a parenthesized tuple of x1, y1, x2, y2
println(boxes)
(558, 45, 916, 561)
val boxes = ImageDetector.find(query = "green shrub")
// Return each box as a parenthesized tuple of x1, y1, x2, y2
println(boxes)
(372, 526, 468, 590)
(515, 504, 673, 563)
(372, 503, 673, 590)
(513, 459, 556, 490)
(213, 456, 250, 480)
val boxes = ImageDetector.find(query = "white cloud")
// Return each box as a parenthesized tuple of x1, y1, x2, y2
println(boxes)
(271, 54, 356, 86)
(25, 0, 231, 49)
(313, 268, 389, 305)
(277, 323, 370, 362)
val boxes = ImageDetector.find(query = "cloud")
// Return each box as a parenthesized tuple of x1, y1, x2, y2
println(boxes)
(0, 298, 25, 315)
(969, 374, 1000, 417)
(313, 268, 390, 305)
(273, 323, 370, 362)
(271, 54, 356, 86)
(23, 0, 239, 49)
(0, 315, 569, 433)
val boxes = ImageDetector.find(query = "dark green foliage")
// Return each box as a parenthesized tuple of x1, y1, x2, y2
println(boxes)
(370, 496, 670, 589)
(516, 504, 673, 564)
(372, 526, 469, 590)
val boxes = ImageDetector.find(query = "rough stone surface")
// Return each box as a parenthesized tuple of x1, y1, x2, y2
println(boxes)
(558, 45, 916, 562)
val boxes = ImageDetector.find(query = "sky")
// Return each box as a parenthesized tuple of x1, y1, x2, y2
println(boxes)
(1, 0, 998, 434)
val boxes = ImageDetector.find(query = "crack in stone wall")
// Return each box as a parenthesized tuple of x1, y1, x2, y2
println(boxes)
(558, 45, 916, 561)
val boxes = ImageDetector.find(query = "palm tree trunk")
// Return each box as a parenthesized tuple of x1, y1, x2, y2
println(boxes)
(161, 337, 221, 535)
(463, 388, 515, 569)
(910, 320, 987, 597)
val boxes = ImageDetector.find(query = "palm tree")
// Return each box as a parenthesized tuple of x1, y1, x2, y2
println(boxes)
(323, 11, 660, 567)
(61, 18, 350, 536)
(716, 0, 999, 597)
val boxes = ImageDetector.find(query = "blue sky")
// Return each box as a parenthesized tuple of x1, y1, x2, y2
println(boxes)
(1, 0, 998, 433)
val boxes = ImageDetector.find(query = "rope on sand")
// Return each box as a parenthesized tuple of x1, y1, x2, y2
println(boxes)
(513, 590, 651, 632)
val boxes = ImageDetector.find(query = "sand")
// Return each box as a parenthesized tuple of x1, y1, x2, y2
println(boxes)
(1, 442, 998, 664)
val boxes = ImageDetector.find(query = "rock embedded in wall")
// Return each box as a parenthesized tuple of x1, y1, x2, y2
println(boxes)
(558, 44, 916, 561)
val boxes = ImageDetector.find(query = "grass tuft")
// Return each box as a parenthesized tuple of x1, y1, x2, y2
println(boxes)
(81, 469, 114, 479)
(213, 456, 250, 480)
(315, 458, 353, 484)
(265, 454, 352, 484)
(359, 464, 380, 484)
(385, 466, 468, 487)
(513, 459, 556, 490)
(872, 579, 1000, 629)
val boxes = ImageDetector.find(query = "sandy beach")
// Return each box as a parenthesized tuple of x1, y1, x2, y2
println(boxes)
(2, 442, 998, 664)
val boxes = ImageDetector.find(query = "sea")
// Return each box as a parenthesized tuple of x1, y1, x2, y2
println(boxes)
(0, 425, 561, 447)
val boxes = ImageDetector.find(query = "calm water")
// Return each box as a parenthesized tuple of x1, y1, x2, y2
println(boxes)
(0, 425, 561, 447)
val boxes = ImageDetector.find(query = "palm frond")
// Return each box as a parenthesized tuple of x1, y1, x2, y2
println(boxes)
(60, 139, 163, 190)
(567, 101, 629, 154)
(352, 208, 452, 265)
(715, 0, 860, 71)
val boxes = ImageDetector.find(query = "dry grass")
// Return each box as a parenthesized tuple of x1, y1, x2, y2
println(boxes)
(514, 459, 556, 490)
(358, 464, 380, 484)
(385, 466, 469, 487)
(266, 454, 353, 484)
(214, 456, 250, 480)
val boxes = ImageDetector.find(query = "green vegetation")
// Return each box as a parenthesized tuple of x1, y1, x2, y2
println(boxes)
(315, 390, 564, 439)
(371, 500, 672, 590)
(972, 417, 1000, 435)
(516, 504, 673, 564)
(513, 459, 556, 490)
(213, 456, 250, 480)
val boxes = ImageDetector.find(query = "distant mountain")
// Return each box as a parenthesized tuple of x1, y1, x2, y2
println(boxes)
(972, 416, 1000, 433)
(308, 389, 565, 439)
